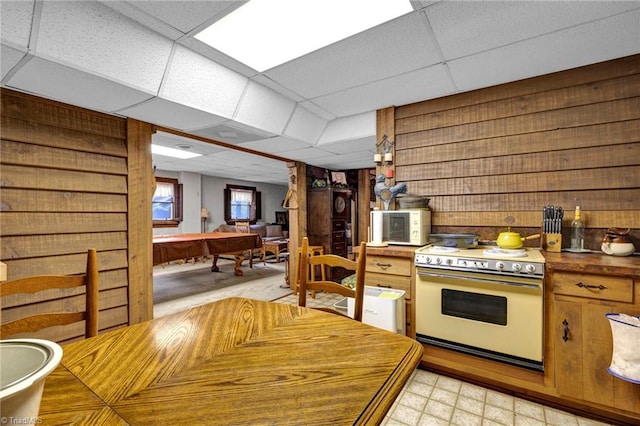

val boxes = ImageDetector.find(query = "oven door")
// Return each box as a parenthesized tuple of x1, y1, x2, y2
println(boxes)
(415, 268, 543, 369)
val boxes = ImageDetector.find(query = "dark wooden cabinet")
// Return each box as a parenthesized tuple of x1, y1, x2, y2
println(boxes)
(307, 188, 351, 257)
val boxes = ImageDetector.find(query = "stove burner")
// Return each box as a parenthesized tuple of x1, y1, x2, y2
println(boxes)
(482, 248, 527, 258)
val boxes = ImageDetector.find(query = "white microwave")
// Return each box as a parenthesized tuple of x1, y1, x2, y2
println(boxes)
(371, 209, 431, 246)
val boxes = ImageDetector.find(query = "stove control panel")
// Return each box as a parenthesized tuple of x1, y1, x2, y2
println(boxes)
(414, 253, 544, 277)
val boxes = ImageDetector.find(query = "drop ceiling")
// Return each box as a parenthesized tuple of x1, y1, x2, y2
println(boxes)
(2, 1, 639, 185)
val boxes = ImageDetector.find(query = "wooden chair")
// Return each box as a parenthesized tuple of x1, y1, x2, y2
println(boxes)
(298, 237, 366, 321)
(0, 248, 99, 339)
(293, 244, 325, 297)
(235, 221, 265, 267)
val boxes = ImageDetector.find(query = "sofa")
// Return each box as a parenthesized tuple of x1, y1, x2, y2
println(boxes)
(214, 223, 288, 242)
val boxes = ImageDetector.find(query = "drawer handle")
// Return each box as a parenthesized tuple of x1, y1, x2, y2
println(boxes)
(562, 319, 570, 342)
(375, 262, 392, 270)
(376, 284, 392, 288)
(575, 282, 606, 290)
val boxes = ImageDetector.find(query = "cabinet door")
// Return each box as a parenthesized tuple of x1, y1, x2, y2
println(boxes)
(555, 298, 640, 413)
(554, 300, 584, 398)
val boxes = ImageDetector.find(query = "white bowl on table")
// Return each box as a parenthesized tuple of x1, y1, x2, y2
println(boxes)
(0, 339, 63, 420)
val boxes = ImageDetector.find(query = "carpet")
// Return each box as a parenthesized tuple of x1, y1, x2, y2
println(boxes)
(153, 260, 292, 318)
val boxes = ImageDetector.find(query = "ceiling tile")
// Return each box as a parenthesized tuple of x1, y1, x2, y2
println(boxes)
(119, 97, 227, 130)
(0, 0, 34, 49)
(317, 136, 375, 156)
(448, 9, 640, 93)
(301, 146, 376, 171)
(122, 1, 244, 34)
(311, 63, 455, 117)
(429, 1, 640, 61)
(190, 123, 266, 145)
(318, 150, 377, 170)
(282, 105, 327, 144)
(410, 1, 439, 11)
(239, 136, 311, 155)
(298, 100, 336, 121)
(219, 120, 278, 140)
(318, 112, 376, 145)
(263, 11, 440, 99)
(279, 146, 335, 163)
(100, 1, 183, 40)
(161, 45, 248, 119)
(178, 36, 258, 78)
(1, 45, 27, 80)
(234, 81, 296, 135)
(6, 56, 154, 113)
(152, 131, 222, 156)
(251, 74, 305, 103)
(36, 1, 172, 93)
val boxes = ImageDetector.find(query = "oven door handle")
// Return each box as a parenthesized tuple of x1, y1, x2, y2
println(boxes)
(417, 270, 541, 290)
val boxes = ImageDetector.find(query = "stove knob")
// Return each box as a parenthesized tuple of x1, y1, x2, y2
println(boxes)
(445, 258, 453, 265)
(496, 261, 505, 270)
(436, 257, 442, 264)
(512, 263, 522, 272)
(525, 264, 536, 273)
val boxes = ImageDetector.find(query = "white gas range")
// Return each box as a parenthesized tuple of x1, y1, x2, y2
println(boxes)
(414, 245, 546, 371)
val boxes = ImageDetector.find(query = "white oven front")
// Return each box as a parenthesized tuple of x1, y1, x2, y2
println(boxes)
(415, 267, 544, 371)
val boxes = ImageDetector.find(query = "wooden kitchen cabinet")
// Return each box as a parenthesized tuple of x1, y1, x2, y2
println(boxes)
(551, 269, 640, 416)
(355, 245, 416, 338)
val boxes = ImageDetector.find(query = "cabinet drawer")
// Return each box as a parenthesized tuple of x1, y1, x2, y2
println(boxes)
(331, 242, 346, 256)
(553, 272, 633, 303)
(365, 271, 411, 295)
(365, 255, 412, 277)
(331, 231, 345, 243)
(332, 220, 345, 231)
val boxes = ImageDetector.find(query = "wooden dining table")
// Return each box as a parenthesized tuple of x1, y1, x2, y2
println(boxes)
(38, 297, 423, 425)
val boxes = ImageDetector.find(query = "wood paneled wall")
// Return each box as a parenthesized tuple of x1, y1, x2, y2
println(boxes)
(388, 54, 640, 249)
(0, 89, 136, 343)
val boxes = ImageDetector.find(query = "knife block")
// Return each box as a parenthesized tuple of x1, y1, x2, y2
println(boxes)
(542, 233, 562, 252)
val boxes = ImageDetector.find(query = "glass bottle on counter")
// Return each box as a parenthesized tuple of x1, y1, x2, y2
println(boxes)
(570, 206, 585, 250)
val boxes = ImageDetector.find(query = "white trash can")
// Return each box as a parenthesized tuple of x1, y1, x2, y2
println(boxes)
(606, 313, 640, 384)
(339, 286, 406, 334)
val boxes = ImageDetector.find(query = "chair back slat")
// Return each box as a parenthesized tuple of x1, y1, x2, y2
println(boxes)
(0, 248, 100, 340)
(0, 275, 85, 296)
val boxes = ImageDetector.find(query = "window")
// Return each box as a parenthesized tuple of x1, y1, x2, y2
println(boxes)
(153, 177, 183, 227)
(224, 184, 261, 224)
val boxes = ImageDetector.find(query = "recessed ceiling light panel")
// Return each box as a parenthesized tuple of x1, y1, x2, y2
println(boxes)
(152, 144, 202, 159)
(194, 0, 413, 72)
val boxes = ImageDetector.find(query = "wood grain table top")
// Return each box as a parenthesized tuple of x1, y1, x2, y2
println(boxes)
(39, 297, 422, 425)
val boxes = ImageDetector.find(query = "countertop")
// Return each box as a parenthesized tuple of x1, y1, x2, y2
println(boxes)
(544, 251, 640, 278)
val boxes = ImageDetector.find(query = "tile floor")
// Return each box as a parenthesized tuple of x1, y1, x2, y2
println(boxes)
(382, 369, 612, 426)
(154, 264, 613, 426)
